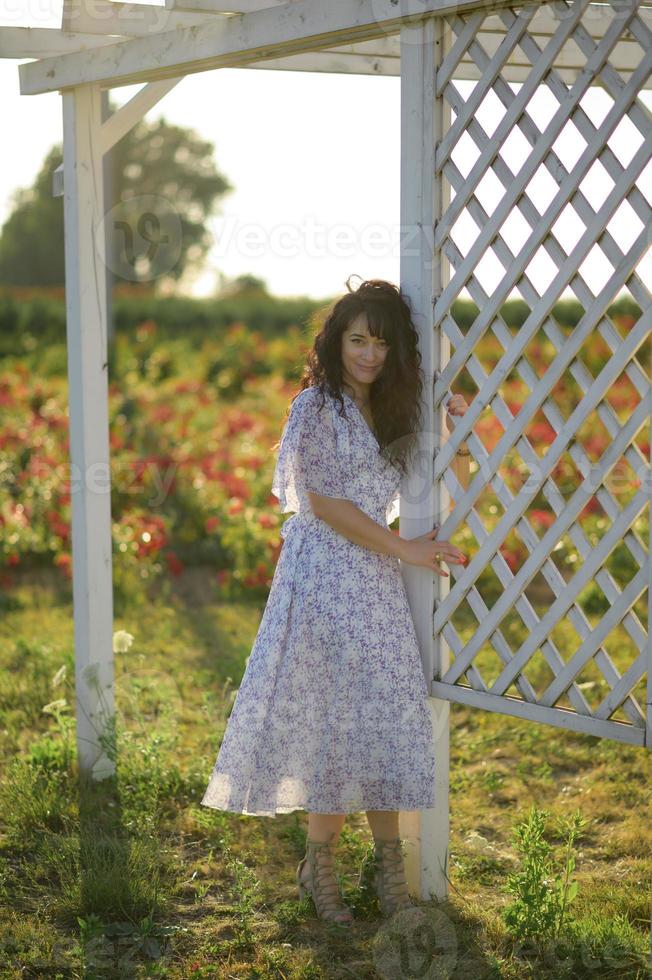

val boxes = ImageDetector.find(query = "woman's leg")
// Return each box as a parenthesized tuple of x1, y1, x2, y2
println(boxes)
(308, 812, 346, 842)
(365, 810, 412, 912)
(300, 812, 352, 923)
(302, 813, 346, 880)
(301, 812, 346, 893)
(365, 809, 399, 841)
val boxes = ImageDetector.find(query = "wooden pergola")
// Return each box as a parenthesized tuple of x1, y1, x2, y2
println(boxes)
(4, 0, 652, 948)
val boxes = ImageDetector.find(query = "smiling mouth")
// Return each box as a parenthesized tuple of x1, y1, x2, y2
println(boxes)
(357, 365, 377, 372)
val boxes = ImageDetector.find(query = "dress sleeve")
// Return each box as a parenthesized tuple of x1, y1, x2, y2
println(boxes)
(271, 388, 347, 514)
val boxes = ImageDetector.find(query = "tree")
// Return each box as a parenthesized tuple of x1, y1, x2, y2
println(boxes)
(219, 273, 269, 297)
(0, 110, 233, 291)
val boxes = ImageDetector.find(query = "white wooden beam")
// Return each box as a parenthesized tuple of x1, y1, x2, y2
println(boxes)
(61, 0, 214, 37)
(100, 77, 184, 152)
(17, 0, 522, 94)
(429, 683, 647, 745)
(397, 17, 452, 908)
(247, 36, 399, 74)
(0, 27, 123, 58)
(166, 0, 290, 11)
(52, 4, 652, 46)
(61, 82, 115, 780)
(8, 28, 649, 89)
(25, 3, 652, 46)
(13, 33, 644, 84)
(241, 50, 399, 75)
(53, 76, 184, 197)
(14, 2, 651, 87)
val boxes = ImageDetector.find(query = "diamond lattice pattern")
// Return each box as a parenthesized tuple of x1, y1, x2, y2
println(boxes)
(432, 0, 652, 742)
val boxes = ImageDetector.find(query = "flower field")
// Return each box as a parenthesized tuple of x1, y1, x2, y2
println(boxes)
(0, 318, 310, 604)
(0, 303, 649, 622)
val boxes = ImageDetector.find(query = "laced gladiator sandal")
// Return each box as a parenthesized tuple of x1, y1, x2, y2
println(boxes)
(373, 837, 414, 917)
(296, 834, 354, 927)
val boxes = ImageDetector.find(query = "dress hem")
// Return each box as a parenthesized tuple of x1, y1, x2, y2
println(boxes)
(200, 796, 436, 817)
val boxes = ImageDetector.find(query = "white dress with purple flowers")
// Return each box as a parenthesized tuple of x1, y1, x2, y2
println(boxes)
(201, 385, 436, 817)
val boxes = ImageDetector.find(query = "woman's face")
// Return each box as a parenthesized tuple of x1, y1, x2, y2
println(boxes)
(341, 312, 389, 391)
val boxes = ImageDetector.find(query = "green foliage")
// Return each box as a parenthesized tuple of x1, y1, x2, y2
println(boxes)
(563, 912, 650, 975)
(502, 804, 586, 949)
(1, 594, 651, 976)
(0, 286, 323, 355)
(223, 849, 263, 949)
(0, 114, 232, 289)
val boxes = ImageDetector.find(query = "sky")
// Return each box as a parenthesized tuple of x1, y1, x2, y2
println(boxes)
(1, 3, 651, 302)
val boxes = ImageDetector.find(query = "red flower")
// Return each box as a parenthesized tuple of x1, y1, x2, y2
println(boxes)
(499, 547, 520, 573)
(151, 405, 174, 423)
(529, 509, 555, 529)
(174, 380, 201, 395)
(527, 421, 556, 444)
(580, 496, 600, 517)
(135, 318, 158, 339)
(52, 521, 70, 540)
(166, 552, 184, 576)
(133, 516, 168, 557)
(225, 412, 257, 437)
(55, 553, 72, 579)
(219, 473, 251, 499)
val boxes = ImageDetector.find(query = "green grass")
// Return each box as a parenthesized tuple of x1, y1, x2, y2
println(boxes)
(0, 574, 651, 978)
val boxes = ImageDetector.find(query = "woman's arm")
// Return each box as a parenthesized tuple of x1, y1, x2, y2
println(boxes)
(308, 493, 406, 559)
(309, 429, 470, 555)
(308, 493, 466, 572)
(451, 450, 471, 491)
(441, 432, 471, 491)
(443, 392, 471, 492)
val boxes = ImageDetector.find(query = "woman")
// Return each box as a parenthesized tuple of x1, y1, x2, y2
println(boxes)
(201, 276, 469, 926)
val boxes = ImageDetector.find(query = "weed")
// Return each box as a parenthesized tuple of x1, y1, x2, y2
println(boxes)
(502, 804, 586, 950)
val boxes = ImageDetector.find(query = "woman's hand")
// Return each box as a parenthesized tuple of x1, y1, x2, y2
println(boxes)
(399, 391, 471, 575)
(400, 525, 467, 577)
(445, 392, 469, 433)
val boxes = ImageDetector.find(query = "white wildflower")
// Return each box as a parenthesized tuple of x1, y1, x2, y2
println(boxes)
(113, 630, 135, 654)
(464, 831, 497, 855)
(42, 698, 68, 715)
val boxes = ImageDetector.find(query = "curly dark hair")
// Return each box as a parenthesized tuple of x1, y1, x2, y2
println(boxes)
(280, 275, 425, 478)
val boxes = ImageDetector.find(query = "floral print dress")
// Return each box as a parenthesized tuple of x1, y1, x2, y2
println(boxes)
(201, 384, 436, 816)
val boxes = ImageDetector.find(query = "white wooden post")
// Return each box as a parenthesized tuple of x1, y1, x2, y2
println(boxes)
(398, 16, 451, 904)
(101, 89, 114, 347)
(62, 82, 115, 780)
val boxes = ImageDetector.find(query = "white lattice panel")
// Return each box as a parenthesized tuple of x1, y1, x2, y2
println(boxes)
(429, 0, 652, 746)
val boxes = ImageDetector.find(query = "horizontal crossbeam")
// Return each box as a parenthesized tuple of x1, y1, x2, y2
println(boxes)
(429, 682, 647, 745)
(16, 0, 538, 94)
